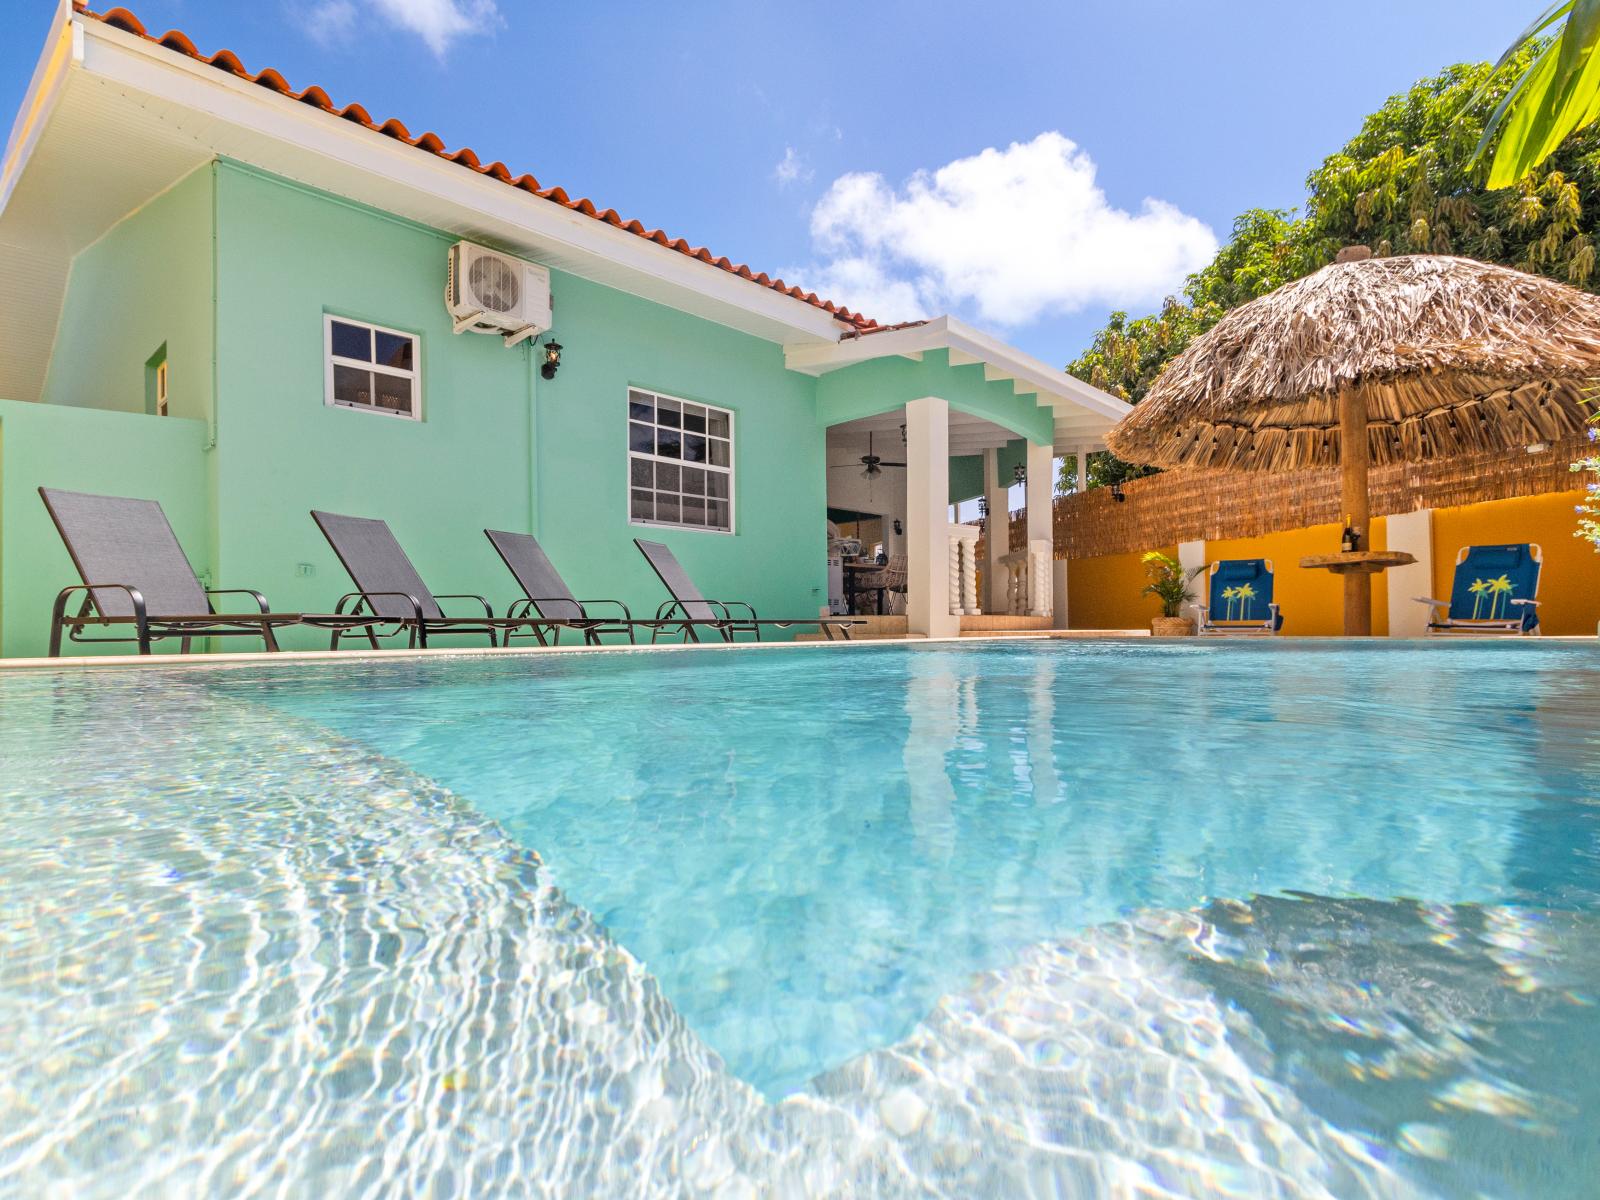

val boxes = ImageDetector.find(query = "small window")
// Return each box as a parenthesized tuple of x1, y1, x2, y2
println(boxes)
(627, 388, 733, 533)
(145, 344, 168, 417)
(324, 315, 421, 419)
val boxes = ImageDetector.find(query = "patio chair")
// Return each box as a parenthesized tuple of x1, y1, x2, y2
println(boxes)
(633, 538, 861, 642)
(1415, 544, 1542, 635)
(485, 528, 667, 645)
(312, 510, 558, 649)
(1192, 558, 1284, 636)
(39, 486, 308, 656)
(851, 553, 908, 615)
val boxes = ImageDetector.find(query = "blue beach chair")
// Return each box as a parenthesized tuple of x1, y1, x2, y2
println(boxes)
(1415, 544, 1542, 635)
(1192, 558, 1284, 636)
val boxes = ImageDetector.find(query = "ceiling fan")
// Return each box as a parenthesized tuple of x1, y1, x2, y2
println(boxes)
(829, 431, 907, 482)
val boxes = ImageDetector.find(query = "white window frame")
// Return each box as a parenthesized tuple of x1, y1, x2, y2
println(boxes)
(627, 387, 736, 535)
(323, 314, 422, 421)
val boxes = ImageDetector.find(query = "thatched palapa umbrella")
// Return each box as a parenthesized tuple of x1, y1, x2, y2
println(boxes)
(1107, 252, 1600, 634)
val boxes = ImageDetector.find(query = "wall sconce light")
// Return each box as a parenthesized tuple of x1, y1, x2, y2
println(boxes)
(892, 518, 903, 535)
(1109, 480, 1126, 503)
(1012, 463, 1026, 487)
(976, 496, 988, 519)
(541, 339, 563, 380)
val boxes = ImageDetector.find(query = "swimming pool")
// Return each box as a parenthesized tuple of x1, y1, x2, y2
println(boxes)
(2, 639, 1597, 1196)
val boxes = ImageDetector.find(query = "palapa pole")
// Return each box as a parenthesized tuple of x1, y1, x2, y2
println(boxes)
(1338, 386, 1371, 636)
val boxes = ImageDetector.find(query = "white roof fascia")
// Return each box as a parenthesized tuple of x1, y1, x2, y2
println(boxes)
(782, 314, 1131, 422)
(0, 3, 79, 218)
(71, 15, 850, 345)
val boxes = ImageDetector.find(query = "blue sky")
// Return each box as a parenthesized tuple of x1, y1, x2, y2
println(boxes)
(2, 1, 1522, 366)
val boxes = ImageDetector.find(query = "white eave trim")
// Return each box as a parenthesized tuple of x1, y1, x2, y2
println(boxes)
(67, 14, 850, 345)
(783, 315, 1131, 422)
(0, 2, 79, 217)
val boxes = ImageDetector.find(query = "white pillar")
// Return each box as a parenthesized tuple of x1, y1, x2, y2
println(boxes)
(1385, 509, 1434, 638)
(1178, 540, 1207, 622)
(1024, 440, 1054, 617)
(982, 447, 1008, 613)
(906, 397, 958, 639)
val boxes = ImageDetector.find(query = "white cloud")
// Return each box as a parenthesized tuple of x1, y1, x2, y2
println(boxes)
(774, 146, 813, 188)
(793, 132, 1217, 327)
(304, 0, 500, 56)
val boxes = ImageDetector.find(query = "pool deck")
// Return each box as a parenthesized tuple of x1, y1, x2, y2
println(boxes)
(0, 629, 1583, 671)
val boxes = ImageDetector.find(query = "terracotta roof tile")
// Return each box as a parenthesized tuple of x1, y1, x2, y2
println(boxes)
(73, 4, 878, 331)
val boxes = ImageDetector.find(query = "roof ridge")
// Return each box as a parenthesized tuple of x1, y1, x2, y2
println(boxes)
(72, 4, 878, 331)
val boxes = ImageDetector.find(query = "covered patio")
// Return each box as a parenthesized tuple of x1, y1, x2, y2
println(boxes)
(789, 317, 1130, 637)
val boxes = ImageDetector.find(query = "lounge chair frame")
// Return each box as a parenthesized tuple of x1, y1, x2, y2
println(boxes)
(312, 511, 560, 649)
(633, 538, 861, 642)
(1415, 543, 1543, 636)
(40, 487, 330, 656)
(485, 528, 666, 645)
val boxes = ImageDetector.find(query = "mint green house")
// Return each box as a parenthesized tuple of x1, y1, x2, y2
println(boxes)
(0, 4, 1127, 658)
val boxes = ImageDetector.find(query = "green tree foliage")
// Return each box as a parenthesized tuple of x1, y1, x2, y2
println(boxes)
(1063, 47, 1600, 495)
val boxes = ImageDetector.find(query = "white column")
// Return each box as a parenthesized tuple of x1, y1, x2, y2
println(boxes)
(1178, 540, 1207, 622)
(982, 447, 1008, 613)
(1385, 509, 1434, 638)
(906, 397, 958, 639)
(1024, 440, 1054, 617)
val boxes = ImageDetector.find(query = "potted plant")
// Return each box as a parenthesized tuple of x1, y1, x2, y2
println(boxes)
(1141, 551, 1201, 636)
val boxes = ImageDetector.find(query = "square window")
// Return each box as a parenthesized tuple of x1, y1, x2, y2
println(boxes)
(326, 316, 419, 419)
(627, 389, 732, 533)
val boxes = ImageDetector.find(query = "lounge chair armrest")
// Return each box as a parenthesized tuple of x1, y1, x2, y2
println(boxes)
(54, 582, 148, 623)
(1414, 596, 1451, 608)
(1508, 597, 1540, 607)
(206, 587, 271, 613)
(1190, 603, 1210, 620)
(334, 590, 424, 620)
(433, 593, 494, 620)
(654, 600, 704, 622)
(575, 598, 634, 622)
(706, 599, 758, 622)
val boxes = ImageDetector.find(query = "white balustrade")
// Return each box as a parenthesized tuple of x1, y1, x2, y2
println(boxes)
(995, 538, 1054, 617)
(946, 523, 982, 617)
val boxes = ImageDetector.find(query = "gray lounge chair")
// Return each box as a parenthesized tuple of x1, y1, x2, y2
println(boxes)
(312, 510, 557, 649)
(39, 486, 307, 656)
(485, 528, 657, 644)
(633, 538, 860, 642)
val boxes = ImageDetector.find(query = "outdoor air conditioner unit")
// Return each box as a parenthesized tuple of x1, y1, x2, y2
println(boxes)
(446, 241, 552, 347)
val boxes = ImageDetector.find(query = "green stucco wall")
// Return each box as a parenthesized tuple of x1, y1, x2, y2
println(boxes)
(39, 165, 215, 424)
(0, 400, 209, 657)
(209, 163, 826, 648)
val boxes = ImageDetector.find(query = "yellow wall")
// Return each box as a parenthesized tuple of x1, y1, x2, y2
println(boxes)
(1206, 518, 1389, 637)
(1068, 545, 1176, 630)
(1064, 489, 1600, 635)
(1432, 490, 1600, 636)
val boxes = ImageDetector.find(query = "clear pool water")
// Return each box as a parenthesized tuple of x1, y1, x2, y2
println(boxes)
(2, 639, 1598, 1197)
